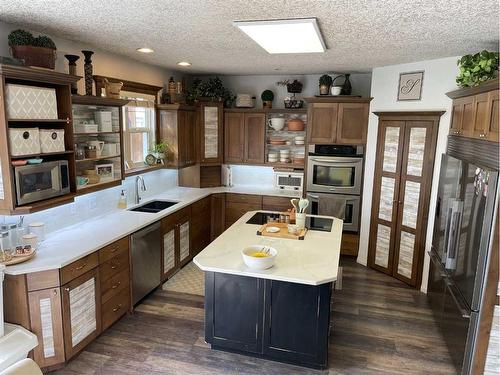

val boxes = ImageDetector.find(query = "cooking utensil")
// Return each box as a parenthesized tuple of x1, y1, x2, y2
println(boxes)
(291, 199, 299, 211)
(298, 198, 309, 213)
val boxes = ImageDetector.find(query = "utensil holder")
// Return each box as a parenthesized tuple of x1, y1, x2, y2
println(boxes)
(295, 213, 306, 229)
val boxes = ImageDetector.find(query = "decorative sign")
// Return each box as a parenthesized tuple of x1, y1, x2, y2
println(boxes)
(397, 71, 424, 101)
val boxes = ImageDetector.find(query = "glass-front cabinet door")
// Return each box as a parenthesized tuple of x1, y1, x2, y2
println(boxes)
(369, 113, 441, 287)
(198, 101, 223, 164)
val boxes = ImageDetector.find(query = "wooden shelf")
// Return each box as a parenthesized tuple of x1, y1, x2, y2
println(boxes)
(10, 150, 74, 160)
(265, 162, 304, 169)
(5, 193, 76, 215)
(74, 131, 120, 136)
(8, 118, 70, 123)
(72, 95, 129, 107)
(76, 179, 122, 195)
(124, 164, 164, 177)
(76, 155, 120, 163)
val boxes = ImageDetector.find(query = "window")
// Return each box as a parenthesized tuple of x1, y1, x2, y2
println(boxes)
(122, 92, 156, 170)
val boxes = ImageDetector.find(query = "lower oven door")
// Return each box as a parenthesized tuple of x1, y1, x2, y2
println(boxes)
(307, 156, 363, 195)
(306, 192, 360, 233)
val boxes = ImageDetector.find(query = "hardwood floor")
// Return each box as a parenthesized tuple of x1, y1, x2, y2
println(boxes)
(53, 257, 456, 375)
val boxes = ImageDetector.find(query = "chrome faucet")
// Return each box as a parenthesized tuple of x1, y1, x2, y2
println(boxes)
(134, 176, 146, 204)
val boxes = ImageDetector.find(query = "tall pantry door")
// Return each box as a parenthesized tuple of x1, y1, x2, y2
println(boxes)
(368, 112, 441, 287)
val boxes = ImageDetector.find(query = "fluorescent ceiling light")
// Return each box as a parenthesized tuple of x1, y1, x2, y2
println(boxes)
(136, 47, 154, 53)
(177, 61, 192, 67)
(233, 18, 326, 54)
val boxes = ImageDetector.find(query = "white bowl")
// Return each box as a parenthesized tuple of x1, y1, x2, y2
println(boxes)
(295, 141, 305, 145)
(294, 136, 305, 141)
(241, 245, 277, 270)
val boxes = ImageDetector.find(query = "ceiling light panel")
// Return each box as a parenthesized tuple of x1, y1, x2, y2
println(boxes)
(234, 18, 326, 54)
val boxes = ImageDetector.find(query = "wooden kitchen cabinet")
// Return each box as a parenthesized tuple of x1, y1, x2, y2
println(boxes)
(305, 97, 372, 145)
(262, 195, 293, 212)
(161, 206, 192, 280)
(198, 101, 223, 164)
(211, 193, 226, 241)
(446, 78, 499, 142)
(28, 287, 65, 368)
(225, 193, 262, 228)
(191, 196, 212, 256)
(157, 104, 197, 168)
(61, 267, 101, 360)
(224, 112, 265, 164)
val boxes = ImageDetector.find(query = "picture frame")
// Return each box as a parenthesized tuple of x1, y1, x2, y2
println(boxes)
(397, 71, 424, 101)
(95, 163, 114, 182)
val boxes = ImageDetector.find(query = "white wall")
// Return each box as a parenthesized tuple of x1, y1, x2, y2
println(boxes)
(199, 73, 372, 108)
(357, 56, 460, 293)
(0, 21, 182, 94)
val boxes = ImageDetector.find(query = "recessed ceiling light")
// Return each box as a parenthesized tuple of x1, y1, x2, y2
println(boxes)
(177, 61, 192, 67)
(136, 47, 154, 54)
(233, 18, 326, 54)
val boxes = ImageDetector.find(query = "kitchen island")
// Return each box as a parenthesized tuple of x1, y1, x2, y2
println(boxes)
(194, 211, 342, 369)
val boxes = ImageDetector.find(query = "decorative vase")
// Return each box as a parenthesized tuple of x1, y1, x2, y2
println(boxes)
(64, 54, 80, 94)
(341, 74, 352, 95)
(82, 50, 94, 96)
(319, 84, 330, 95)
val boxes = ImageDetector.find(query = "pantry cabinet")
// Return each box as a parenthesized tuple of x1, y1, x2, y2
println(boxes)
(61, 268, 101, 359)
(305, 97, 371, 145)
(446, 78, 499, 142)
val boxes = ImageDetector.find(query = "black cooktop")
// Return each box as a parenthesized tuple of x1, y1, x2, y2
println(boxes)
(246, 212, 333, 232)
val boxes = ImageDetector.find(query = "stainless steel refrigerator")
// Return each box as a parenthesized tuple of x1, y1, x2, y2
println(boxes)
(428, 153, 498, 374)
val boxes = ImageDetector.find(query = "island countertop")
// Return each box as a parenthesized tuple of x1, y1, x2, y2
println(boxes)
(193, 211, 343, 286)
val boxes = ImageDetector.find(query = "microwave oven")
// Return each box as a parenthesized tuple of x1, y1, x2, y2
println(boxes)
(15, 160, 70, 205)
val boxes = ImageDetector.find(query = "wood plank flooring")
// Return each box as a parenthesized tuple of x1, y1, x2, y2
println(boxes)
(53, 257, 456, 375)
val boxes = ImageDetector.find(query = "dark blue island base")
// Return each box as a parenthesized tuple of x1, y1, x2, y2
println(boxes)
(204, 272, 333, 369)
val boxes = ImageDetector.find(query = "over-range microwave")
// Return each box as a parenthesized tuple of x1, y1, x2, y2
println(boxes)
(15, 160, 70, 205)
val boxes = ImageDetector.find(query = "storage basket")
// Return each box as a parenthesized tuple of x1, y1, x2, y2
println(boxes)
(8, 128, 41, 156)
(40, 129, 65, 153)
(5, 84, 58, 119)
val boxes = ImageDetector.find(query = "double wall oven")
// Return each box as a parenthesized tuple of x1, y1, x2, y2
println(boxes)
(306, 145, 363, 232)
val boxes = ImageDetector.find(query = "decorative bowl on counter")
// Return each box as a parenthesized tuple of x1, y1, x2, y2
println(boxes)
(241, 245, 277, 270)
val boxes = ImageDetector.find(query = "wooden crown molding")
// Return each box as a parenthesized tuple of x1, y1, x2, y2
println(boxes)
(93, 75, 162, 98)
(446, 78, 499, 99)
(0, 64, 81, 85)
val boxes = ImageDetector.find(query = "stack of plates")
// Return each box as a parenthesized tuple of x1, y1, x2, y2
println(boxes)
(268, 152, 278, 163)
(279, 149, 290, 163)
(294, 136, 305, 145)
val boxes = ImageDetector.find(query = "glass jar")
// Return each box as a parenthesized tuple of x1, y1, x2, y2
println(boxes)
(0, 231, 11, 252)
(75, 144, 86, 160)
(7, 223, 18, 248)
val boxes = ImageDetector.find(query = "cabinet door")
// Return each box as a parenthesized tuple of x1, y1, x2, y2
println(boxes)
(450, 96, 475, 137)
(177, 110, 188, 167)
(472, 92, 490, 140)
(262, 196, 292, 212)
(211, 193, 226, 241)
(307, 103, 338, 144)
(29, 288, 65, 368)
(244, 113, 265, 164)
(179, 219, 191, 267)
(336, 103, 369, 144)
(162, 219, 177, 280)
(224, 112, 245, 163)
(205, 272, 264, 353)
(199, 102, 223, 164)
(486, 90, 499, 142)
(450, 100, 463, 136)
(159, 110, 181, 168)
(185, 110, 197, 165)
(61, 268, 101, 359)
(191, 197, 211, 256)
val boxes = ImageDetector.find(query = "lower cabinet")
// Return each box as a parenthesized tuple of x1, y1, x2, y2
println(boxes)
(225, 193, 262, 228)
(61, 268, 101, 360)
(211, 193, 225, 240)
(28, 287, 65, 368)
(205, 272, 332, 369)
(191, 196, 212, 256)
(262, 195, 293, 212)
(161, 206, 192, 280)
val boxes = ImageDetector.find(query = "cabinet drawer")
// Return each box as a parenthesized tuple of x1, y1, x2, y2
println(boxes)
(99, 237, 129, 264)
(60, 252, 99, 285)
(226, 202, 262, 224)
(101, 288, 129, 331)
(226, 193, 262, 205)
(99, 247, 129, 282)
(262, 196, 293, 212)
(101, 267, 130, 304)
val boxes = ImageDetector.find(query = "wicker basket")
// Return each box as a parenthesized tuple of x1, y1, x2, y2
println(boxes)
(10, 45, 56, 69)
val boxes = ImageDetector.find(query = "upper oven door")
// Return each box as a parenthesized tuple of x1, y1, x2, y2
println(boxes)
(307, 156, 363, 195)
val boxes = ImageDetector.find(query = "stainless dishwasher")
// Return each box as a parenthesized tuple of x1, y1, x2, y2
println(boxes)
(131, 222, 161, 305)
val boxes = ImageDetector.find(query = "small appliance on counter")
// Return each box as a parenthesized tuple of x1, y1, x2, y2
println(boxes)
(274, 170, 303, 191)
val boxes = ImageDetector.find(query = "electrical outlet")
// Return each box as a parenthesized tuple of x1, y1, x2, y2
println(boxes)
(89, 196, 97, 210)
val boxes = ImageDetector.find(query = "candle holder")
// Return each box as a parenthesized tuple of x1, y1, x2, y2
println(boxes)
(64, 54, 80, 94)
(81, 50, 94, 96)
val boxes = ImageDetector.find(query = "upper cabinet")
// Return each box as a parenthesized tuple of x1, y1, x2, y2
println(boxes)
(224, 111, 266, 164)
(305, 97, 372, 145)
(198, 101, 223, 164)
(446, 78, 499, 143)
(157, 104, 197, 169)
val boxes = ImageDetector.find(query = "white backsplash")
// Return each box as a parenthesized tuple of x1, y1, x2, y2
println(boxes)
(0, 169, 178, 235)
(227, 165, 275, 187)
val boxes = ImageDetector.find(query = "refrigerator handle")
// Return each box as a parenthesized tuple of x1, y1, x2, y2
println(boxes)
(445, 279, 471, 319)
(445, 200, 463, 271)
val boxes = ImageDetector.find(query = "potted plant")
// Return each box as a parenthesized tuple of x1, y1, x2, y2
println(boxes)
(318, 74, 332, 95)
(8, 29, 57, 69)
(150, 139, 170, 162)
(261, 89, 274, 108)
(456, 50, 499, 87)
(186, 77, 235, 107)
(277, 79, 304, 108)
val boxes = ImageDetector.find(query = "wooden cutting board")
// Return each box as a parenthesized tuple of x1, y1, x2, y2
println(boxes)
(256, 222, 307, 240)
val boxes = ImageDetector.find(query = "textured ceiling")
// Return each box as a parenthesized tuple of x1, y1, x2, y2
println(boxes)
(0, 0, 498, 75)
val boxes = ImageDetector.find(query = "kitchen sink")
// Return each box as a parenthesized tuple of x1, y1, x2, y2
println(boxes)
(129, 200, 179, 213)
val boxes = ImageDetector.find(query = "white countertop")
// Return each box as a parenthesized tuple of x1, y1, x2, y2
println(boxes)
(193, 211, 342, 286)
(4, 185, 301, 275)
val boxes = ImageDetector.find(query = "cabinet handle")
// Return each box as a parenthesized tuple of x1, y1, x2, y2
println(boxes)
(53, 289, 58, 295)
(65, 287, 70, 292)
(112, 282, 121, 289)
(109, 246, 119, 253)
(75, 263, 87, 271)
(111, 263, 119, 270)
(112, 304, 123, 312)
(479, 133, 486, 138)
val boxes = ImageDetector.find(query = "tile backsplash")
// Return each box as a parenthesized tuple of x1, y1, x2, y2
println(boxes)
(228, 165, 275, 187)
(0, 169, 178, 235)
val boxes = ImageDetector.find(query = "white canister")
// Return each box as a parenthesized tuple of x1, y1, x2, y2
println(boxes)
(102, 143, 118, 156)
(295, 213, 306, 229)
(22, 234, 38, 249)
(28, 222, 45, 241)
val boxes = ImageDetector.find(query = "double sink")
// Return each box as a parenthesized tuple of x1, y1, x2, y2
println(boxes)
(128, 200, 179, 213)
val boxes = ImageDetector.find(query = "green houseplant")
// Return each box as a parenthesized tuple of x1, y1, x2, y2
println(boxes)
(261, 90, 274, 108)
(186, 77, 235, 107)
(150, 139, 170, 161)
(319, 74, 333, 95)
(456, 50, 499, 88)
(8, 29, 57, 69)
